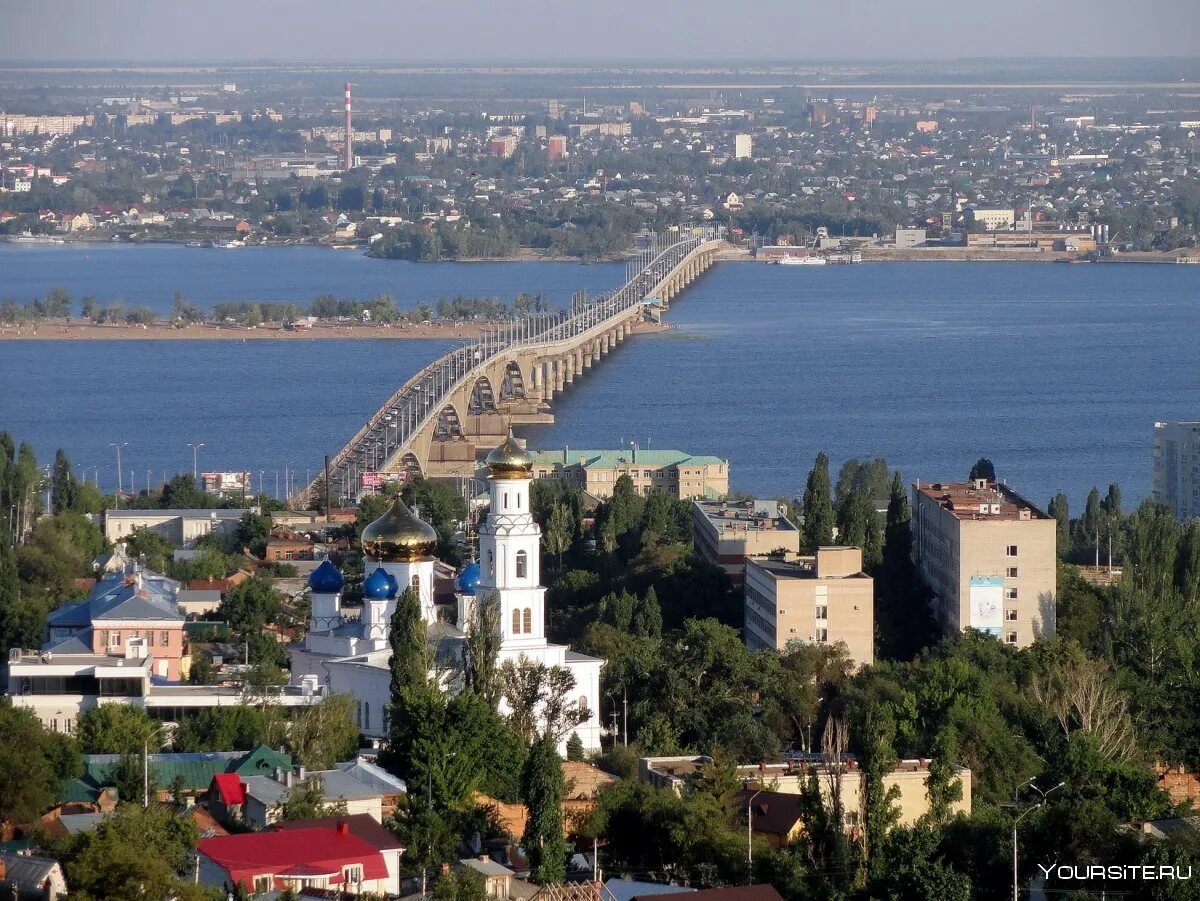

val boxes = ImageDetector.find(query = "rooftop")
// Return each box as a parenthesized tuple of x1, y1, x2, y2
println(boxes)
(914, 479, 1050, 522)
(693, 499, 798, 534)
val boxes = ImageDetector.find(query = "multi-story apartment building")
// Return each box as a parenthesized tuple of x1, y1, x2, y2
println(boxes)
(1153, 420, 1200, 521)
(528, 447, 728, 500)
(691, 499, 801, 584)
(734, 133, 753, 159)
(104, 508, 249, 546)
(911, 479, 1056, 647)
(743, 547, 874, 668)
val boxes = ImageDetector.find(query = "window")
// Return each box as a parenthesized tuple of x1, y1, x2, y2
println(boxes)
(523, 608, 533, 634)
(517, 493, 521, 509)
(1006, 566, 1018, 578)
(1006, 545, 1019, 557)
(1006, 587, 1019, 600)
(515, 550, 528, 579)
(343, 865, 364, 886)
(147, 631, 155, 647)
(503, 492, 509, 510)
(363, 702, 370, 731)
(1006, 609, 1019, 621)
(254, 877, 273, 894)
(815, 628, 829, 642)
(108, 631, 120, 648)
(512, 609, 521, 634)
(488, 549, 495, 577)
(816, 605, 828, 620)
(160, 631, 169, 646)
(411, 574, 420, 592)
(1006, 632, 1018, 645)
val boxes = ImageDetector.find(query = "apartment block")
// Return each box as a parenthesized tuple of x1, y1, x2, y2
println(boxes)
(691, 499, 801, 584)
(911, 479, 1056, 647)
(734, 133, 753, 159)
(528, 447, 728, 500)
(743, 547, 874, 668)
(1153, 421, 1200, 521)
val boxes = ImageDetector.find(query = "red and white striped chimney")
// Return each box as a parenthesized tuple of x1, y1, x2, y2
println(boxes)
(344, 82, 353, 171)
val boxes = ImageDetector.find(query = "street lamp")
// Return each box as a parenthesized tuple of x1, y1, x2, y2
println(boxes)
(187, 442, 205, 482)
(747, 786, 764, 868)
(1011, 779, 1064, 900)
(110, 442, 127, 508)
(144, 723, 167, 808)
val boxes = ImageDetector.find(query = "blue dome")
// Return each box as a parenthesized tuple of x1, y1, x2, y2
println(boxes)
(363, 567, 396, 600)
(456, 561, 481, 596)
(308, 560, 344, 594)
(384, 571, 400, 597)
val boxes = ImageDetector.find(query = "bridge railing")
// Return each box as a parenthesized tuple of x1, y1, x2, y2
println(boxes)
(308, 228, 722, 502)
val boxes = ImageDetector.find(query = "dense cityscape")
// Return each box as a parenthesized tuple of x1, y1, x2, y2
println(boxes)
(3, 6, 1200, 901)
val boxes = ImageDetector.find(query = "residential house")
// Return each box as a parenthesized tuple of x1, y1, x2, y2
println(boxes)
(226, 764, 404, 829)
(265, 526, 315, 561)
(737, 788, 804, 848)
(457, 857, 514, 898)
(198, 821, 391, 896)
(272, 814, 404, 896)
(0, 851, 68, 901)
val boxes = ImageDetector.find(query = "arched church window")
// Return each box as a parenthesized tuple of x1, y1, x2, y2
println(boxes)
(523, 608, 533, 634)
(488, 549, 494, 577)
(578, 696, 589, 716)
(411, 574, 420, 592)
(512, 608, 521, 634)
(515, 550, 528, 579)
(364, 702, 370, 731)
(504, 492, 509, 510)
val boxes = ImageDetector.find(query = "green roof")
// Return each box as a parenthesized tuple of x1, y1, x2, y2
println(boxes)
(529, 449, 726, 470)
(59, 744, 292, 801)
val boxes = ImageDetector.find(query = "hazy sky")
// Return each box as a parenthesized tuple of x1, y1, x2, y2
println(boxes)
(3, 0, 1198, 62)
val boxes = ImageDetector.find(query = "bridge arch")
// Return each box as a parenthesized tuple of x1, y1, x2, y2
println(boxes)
(434, 404, 464, 441)
(468, 376, 498, 414)
(500, 360, 527, 401)
(398, 452, 423, 480)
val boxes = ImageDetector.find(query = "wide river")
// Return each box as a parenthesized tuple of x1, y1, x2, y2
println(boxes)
(1, 244, 1196, 510)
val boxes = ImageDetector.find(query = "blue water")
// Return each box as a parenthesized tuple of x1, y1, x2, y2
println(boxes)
(0, 243, 624, 313)
(2, 247, 1197, 510)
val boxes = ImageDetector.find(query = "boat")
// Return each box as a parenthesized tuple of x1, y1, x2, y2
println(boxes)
(777, 254, 827, 266)
(6, 232, 64, 244)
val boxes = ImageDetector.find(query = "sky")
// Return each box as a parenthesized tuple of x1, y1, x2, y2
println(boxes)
(2, 0, 1198, 62)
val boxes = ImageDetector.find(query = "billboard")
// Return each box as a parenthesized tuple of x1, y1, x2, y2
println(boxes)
(360, 472, 405, 489)
(201, 471, 251, 494)
(968, 576, 1003, 636)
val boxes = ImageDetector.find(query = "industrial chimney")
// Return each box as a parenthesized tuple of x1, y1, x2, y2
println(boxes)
(344, 82, 353, 171)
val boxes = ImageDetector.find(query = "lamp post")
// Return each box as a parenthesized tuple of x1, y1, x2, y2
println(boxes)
(747, 787, 764, 868)
(187, 442, 205, 482)
(144, 723, 167, 808)
(1011, 779, 1064, 900)
(110, 442, 127, 508)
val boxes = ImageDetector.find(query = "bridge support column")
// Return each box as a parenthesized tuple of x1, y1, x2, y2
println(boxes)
(531, 361, 543, 397)
(565, 354, 576, 385)
(555, 359, 566, 392)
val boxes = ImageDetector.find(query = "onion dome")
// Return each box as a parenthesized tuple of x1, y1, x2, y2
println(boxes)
(363, 566, 396, 601)
(308, 560, 344, 594)
(384, 570, 400, 597)
(360, 496, 437, 562)
(456, 561, 481, 596)
(485, 428, 534, 479)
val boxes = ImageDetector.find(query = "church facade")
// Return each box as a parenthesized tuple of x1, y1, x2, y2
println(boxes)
(289, 433, 604, 753)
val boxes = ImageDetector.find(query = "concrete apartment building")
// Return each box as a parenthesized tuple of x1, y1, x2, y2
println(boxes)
(965, 207, 1017, 230)
(911, 479, 1056, 647)
(528, 447, 729, 500)
(640, 755, 971, 829)
(691, 499, 801, 584)
(734, 133, 753, 159)
(743, 547, 874, 668)
(1153, 421, 1200, 521)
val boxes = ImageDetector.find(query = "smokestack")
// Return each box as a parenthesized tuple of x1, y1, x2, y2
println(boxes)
(344, 82, 353, 171)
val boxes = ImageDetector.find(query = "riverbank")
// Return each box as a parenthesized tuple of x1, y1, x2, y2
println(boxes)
(0, 317, 673, 342)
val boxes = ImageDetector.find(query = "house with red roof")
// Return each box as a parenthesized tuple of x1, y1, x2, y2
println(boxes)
(197, 820, 391, 896)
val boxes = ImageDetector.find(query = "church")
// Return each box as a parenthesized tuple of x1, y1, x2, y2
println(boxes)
(289, 433, 604, 753)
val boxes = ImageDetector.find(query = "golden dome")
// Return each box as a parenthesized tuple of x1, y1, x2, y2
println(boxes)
(485, 428, 533, 479)
(360, 496, 437, 562)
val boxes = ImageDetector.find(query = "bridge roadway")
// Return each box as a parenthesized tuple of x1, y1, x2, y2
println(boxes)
(301, 228, 726, 505)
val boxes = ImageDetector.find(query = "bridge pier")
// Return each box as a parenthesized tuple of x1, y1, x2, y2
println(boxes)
(565, 354, 576, 385)
(554, 358, 566, 393)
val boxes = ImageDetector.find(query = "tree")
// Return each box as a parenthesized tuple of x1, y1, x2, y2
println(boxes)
(968, 458, 996, 481)
(859, 700, 902, 881)
(161, 473, 206, 509)
(632, 586, 663, 639)
(924, 725, 962, 824)
(51, 448, 79, 514)
(1048, 492, 1071, 557)
(801, 452, 834, 552)
(499, 659, 587, 744)
(522, 733, 567, 883)
(124, 526, 175, 571)
(389, 586, 430, 700)
(218, 575, 282, 638)
(434, 866, 487, 901)
(109, 751, 156, 805)
(544, 502, 573, 572)
(286, 694, 360, 769)
(0, 701, 82, 823)
(233, 511, 271, 557)
(463, 592, 502, 707)
(565, 732, 585, 762)
(75, 704, 158, 755)
(278, 777, 348, 820)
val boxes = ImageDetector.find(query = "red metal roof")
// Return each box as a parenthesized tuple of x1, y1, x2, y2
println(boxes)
(199, 827, 388, 890)
(211, 773, 245, 806)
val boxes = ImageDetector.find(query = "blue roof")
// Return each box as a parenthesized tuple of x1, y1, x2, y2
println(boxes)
(363, 567, 396, 600)
(605, 880, 695, 901)
(308, 560, 344, 594)
(384, 570, 399, 597)
(456, 562, 481, 596)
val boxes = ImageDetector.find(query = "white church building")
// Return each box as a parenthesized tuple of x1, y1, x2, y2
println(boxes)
(289, 433, 604, 752)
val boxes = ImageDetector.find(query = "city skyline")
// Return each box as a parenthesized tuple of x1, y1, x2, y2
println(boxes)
(3, 0, 1200, 63)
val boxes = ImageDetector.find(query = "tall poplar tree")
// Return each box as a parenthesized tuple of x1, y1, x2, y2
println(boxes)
(521, 733, 566, 884)
(802, 451, 834, 552)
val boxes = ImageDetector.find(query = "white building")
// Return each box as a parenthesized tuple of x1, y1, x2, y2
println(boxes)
(103, 508, 251, 547)
(289, 433, 604, 753)
(1154, 421, 1200, 521)
(966, 207, 1017, 230)
(734, 133, 753, 160)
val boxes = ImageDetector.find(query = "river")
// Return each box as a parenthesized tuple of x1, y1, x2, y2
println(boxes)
(1, 244, 1196, 510)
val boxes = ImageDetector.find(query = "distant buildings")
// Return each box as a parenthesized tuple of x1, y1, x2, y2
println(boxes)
(1153, 421, 1200, 521)
(639, 755, 971, 828)
(895, 227, 927, 248)
(691, 499, 800, 584)
(488, 135, 519, 158)
(0, 113, 93, 136)
(103, 508, 249, 547)
(911, 479, 1056, 647)
(734, 133, 753, 159)
(529, 447, 729, 500)
(743, 547, 874, 668)
(548, 135, 568, 161)
(965, 208, 1017, 230)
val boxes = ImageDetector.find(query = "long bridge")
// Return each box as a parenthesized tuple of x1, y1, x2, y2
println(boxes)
(301, 228, 727, 505)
